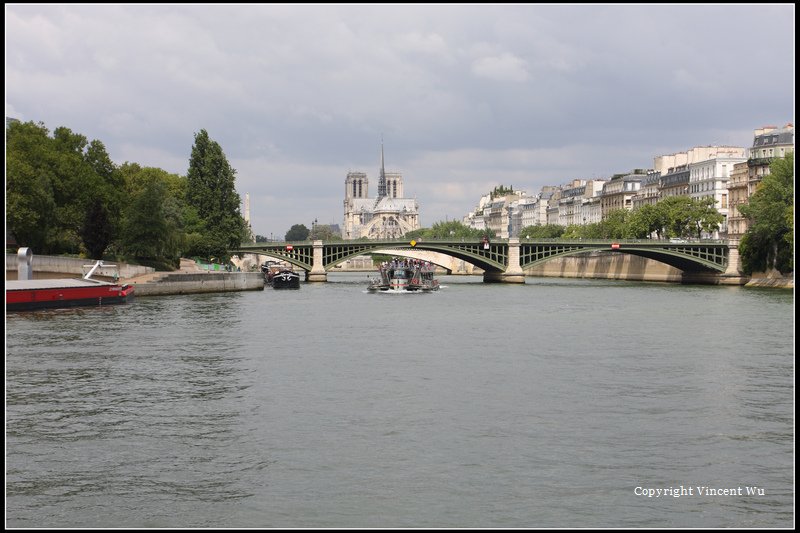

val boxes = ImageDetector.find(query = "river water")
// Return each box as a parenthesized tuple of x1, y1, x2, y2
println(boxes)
(5, 273, 794, 528)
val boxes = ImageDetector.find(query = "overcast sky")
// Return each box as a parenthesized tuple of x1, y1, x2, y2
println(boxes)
(5, 4, 795, 238)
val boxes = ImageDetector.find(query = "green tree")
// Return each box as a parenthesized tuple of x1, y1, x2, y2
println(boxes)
(119, 178, 169, 261)
(651, 196, 722, 239)
(490, 185, 514, 199)
(6, 121, 123, 257)
(519, 224, 564, 239)
(309, 224, 342, 241)
(654, 196, 694, 238)
(120, 162, 176, 196)
(687, 196, 724, 238)
(429, 220, 493, 239)
(627, 203, 667, 239)
(285, 224, 310, 241)
(6, 121, 58, 252)
(560, 222, 607, 239)
(49, 127, 94, 251)
(118, 163, 187, 267)
(405, 221, 495, 241)
(597, 209, 630, 239)
(739, 153, 794, 274)
(185, 129, 245, 259)
(81, 198, 115, 258)
(79, 140, 123, 258)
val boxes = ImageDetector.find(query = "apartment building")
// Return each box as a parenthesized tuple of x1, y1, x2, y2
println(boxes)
(599, 171, 645, 218)
(726, 162, 750, 239)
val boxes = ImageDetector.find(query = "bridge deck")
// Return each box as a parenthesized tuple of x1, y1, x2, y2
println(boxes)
(232, 239, 733, 278)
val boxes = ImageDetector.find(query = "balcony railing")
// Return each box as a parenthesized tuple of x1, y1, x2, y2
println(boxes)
(747, 157, 774, 168)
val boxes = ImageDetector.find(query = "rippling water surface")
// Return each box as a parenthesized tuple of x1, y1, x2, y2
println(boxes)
(6, 274, 794, 527)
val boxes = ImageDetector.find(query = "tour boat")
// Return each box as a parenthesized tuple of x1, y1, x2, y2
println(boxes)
(367, 259, 439, 292)
(6, 260, 135, 311)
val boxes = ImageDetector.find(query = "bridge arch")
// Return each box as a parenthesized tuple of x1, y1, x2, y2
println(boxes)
(519, 241, 728, 273)
(369, 248, 478, 274)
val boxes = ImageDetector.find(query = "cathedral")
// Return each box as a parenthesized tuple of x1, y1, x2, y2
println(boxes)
(342, 144, 420, 240)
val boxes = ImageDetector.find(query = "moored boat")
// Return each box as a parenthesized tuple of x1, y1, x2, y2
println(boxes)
(261, 261, 301, 289)
(367, 259, 439, 292)
(6, 259, 134, 311)
(270, 269, 301, 289)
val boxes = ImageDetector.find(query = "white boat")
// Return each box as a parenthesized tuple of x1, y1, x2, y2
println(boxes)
(367, 259, 439, 292)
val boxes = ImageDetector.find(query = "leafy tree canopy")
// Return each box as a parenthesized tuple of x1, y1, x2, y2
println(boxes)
(406, 220, 496, 241)
(116, 163, 187, 267)
(739, 152, 794, 274)
(519, 224, 565, 239)
(309, 224, 342, 241)
(490, 185, 514, 199)
(6, 120, 124, 257)
(655, 195, 723, 239)
(185, 129, 245, 259)
(285, 224, 310, 241)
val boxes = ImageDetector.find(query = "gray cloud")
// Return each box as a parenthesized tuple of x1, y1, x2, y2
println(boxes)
(5, 4, 794, 237)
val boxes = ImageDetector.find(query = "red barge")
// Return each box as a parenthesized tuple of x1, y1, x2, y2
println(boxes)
(6, 257, 134, 312)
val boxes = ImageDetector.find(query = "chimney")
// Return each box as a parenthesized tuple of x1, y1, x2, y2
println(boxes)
(17, 247, 33, 280)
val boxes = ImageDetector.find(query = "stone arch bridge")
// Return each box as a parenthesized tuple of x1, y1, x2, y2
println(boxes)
(232, 238, 744, 284)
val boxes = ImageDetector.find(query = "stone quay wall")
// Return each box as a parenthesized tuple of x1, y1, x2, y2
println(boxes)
(522, 251, 684, 282)
(130, 272, 264, 296)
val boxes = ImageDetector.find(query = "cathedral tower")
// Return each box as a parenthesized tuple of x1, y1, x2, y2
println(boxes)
(345, 171, 368, 200)
(342, 142, 419, 239)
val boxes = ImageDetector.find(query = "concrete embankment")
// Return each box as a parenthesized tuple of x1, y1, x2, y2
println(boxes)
(522, 251, 685, 283)
(744, 273, 794, 289)
(122, 258, 264, 296)
(126, 271, 264, 296)
(520, 252, 790, 287)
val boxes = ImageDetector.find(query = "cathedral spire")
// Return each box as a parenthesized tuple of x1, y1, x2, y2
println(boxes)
(377, 137, 387, 198)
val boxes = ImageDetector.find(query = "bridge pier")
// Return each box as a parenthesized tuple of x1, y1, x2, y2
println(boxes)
(307, 240, 327, 282)
(483, 238, 525, 283)
(680, 239, 748, 285)
(715, 239, 749, 285)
